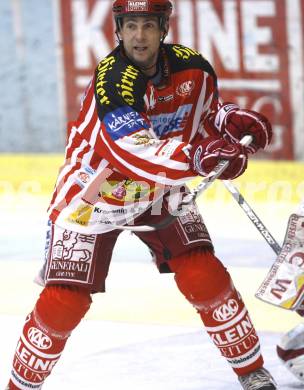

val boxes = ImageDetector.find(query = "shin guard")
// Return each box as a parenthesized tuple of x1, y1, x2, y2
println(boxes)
(8, 285, 91, 389)
(171, 249, 264, 376)
(199, 284, 263, 375)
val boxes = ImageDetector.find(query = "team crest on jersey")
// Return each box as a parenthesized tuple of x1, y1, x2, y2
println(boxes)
(104, 106, 148, 140)
(176, 80, 195, 97)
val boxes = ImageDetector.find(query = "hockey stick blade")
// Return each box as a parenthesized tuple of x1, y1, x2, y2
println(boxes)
(114, 135, 253, 232)
(255, 212, 304, 311)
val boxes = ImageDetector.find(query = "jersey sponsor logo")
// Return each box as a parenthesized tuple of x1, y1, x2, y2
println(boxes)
(100, 178, 155, 202)
(96, 56, 116, 105)
(172, 45, 200, 61)
(27, 327, 52, 350)
(75, 166, 96, 188)
(158, 94, 174, 103)
(127, 0, 148, 12)
(177, 204, 211, 244)
(67, 204, 94, 227)
(47, 228, 96, 283)
(150, 104, 192, 137)
(176, 80, 195, 97)
(212, 299, 239, 322)
(104, 106, 148, 140)
(132, 132, 156, 146)
(94, 206, 127, 214)
(117, 65, 140, 105)
(77, 172, 90, 184)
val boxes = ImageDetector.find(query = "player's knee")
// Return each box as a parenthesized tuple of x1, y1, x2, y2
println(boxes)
(172, 248, 231, 308)
(36, 284, 92, 331)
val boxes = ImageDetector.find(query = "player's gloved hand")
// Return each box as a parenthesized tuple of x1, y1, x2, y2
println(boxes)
(190, 136, 248, 180)
(214, 102, 272, 154)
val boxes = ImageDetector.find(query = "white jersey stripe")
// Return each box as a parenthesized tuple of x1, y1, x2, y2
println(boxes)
(115, 138, 190, 171)
(48, 140, 91, 215)
(190, 72, 207, 142)
(78, 94, 96, 135)
(89, 116, 101, 147)
(100, 130, 188, 186)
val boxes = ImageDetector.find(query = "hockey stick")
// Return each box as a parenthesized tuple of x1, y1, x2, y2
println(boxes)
(114, 134, 253, 232)
(222, 177, 304, 310)
(222, 180, 281, 255)
(222, 179, 304, 311)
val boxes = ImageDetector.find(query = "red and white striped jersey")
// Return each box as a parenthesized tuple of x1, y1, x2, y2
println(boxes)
(48, 44, 219, 233)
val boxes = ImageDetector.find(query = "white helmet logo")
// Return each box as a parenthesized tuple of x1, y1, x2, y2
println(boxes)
(127, 1, 148, 11)
(176, 80, 195, 96)
(28, 327, 52, 350)
(212, 299, 239, 322)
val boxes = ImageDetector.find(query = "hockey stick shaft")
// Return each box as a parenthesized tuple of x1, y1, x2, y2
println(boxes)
(222, 180, 281, 255)
(115, 135, 253, 232)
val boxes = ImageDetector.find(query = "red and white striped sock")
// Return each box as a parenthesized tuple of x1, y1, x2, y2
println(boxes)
(8, 285, 91, 389)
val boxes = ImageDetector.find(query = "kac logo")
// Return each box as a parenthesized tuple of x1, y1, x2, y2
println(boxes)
(212, 299, 239, 322)
(28, 327, 52, 350)
(176, 80, 195, 97)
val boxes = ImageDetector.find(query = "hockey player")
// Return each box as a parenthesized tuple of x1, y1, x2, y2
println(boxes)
(7, 0, 276, 389)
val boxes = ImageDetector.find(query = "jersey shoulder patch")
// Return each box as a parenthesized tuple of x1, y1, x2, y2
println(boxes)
(165, 44, 217, 79)
(94, 48, 148, 119)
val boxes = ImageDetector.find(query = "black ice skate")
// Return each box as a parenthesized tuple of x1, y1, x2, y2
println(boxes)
(238, 367, 277, 389)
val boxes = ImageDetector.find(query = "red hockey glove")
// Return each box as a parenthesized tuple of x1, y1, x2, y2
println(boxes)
(190, 136, 248, 180)
(214, 103, 272, 154)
